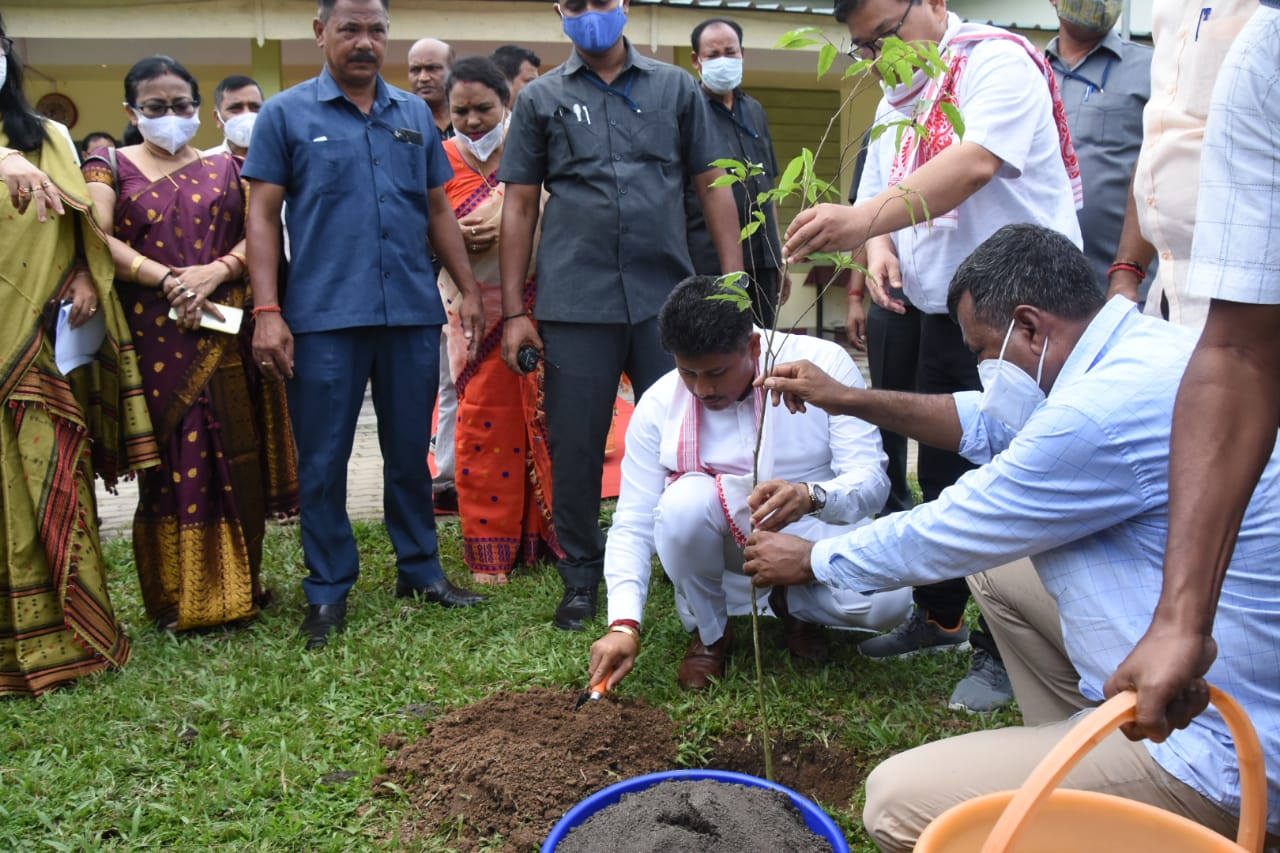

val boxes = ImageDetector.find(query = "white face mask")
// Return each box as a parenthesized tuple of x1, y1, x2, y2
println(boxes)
(219, 111, 256, 150)
(0, 59, 8, 95)
(455, 113, 505, 162)
(978, 320, 1048, 431)
(699, 56, 743, 95)
(135, 112, 201, 155)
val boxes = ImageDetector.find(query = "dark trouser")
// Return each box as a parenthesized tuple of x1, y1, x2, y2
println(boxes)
(910, 313, 998, 658)
(288, 325, 444, 605)
(866, 291, 920, 515)
(540, 318, 674, 589)
(748, 266, 781, 330)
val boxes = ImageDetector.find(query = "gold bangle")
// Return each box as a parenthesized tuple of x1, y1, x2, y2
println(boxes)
(129, 255, 146, 281)
(607, 624, 641, 651)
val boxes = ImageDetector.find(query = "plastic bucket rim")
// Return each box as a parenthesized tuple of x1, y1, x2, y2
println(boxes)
(541, 768, 850, 853)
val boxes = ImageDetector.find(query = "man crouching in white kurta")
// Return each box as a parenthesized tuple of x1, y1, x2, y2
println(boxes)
(589, 275, 913, 691)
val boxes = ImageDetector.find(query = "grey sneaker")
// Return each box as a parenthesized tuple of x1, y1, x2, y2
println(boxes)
(948, 649, 1013, 713)
(858, 606, 971, 659)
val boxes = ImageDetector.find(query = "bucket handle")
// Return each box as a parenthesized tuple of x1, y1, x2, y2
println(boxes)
(980, 685, 1267, 853)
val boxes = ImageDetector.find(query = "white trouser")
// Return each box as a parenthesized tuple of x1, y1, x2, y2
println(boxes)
(653, 473, 911, 645)
(433, 332, 456, 490)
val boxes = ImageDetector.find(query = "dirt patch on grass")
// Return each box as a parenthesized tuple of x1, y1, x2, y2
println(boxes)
(376, 689, 867, 851)
(707, 734, 864, 811)
(376, 687, 679, 851)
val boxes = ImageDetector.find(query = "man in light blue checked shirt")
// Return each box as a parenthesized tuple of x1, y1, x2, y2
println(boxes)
(744, 223, 1280, 853)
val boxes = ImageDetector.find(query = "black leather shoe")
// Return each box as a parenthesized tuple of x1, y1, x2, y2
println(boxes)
(300, 603, 346, 650)
(395, 576, 488, 607)
(554, 587, 598, 631)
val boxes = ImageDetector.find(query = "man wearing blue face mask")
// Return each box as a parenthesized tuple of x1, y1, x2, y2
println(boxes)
(683, 18, 786, 328)
(499, 0, 744, 632)
(743, 223, 1280, 851)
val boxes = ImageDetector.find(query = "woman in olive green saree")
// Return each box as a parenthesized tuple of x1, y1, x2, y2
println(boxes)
(0, 19, 158, 696)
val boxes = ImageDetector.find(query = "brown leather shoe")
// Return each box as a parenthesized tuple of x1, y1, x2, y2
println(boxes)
(769, 586, 830, 663)
(676, 625, 732, 690)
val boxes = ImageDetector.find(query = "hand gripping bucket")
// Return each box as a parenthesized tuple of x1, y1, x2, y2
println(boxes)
(916, 686, 1266, 853)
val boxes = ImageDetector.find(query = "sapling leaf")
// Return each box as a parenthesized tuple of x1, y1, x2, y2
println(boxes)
(777, 155, 804, 192)
(818, 44, 837, 78)
(938, 101, 965, 138)
(709, 174, 739, 188)
(741, 220, 763, 239)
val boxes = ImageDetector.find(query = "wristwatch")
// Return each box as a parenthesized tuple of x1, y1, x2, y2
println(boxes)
(806, 482, 827, 515)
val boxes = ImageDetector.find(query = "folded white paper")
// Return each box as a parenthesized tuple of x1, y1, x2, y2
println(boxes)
(167, 302, 243, 335)
(55, 302, 106, 375)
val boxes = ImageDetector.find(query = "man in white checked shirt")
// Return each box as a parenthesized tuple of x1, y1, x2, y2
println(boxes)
(1109, 0, 1280, 762)
(745, 223, 1280, 852)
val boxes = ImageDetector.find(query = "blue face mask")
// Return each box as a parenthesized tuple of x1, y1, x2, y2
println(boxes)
(562, 5, 627, 54)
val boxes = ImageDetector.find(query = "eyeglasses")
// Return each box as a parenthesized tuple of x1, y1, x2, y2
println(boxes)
(0, 37, 14, 59)
(847, 1, 915, 60)
(129, 99, 200, 119)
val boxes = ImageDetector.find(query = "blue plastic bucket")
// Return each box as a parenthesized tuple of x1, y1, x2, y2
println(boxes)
(541, 768, 850, 852)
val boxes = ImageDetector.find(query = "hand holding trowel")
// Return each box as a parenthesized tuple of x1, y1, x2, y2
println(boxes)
(575, 622, 641, 710)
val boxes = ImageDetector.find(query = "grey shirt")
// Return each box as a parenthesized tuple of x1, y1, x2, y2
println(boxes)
(1047, 31, 1153, 290)
(684, 88, 782, 278)
(502, 40, 724, 324)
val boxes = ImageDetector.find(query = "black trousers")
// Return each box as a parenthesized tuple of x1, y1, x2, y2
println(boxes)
(888, 311, 998, 658)
(865, 292, 920, 514)
(539, 318, 673, 589)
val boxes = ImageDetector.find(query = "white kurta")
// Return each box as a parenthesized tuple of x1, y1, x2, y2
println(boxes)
(604, 330, 911, 641)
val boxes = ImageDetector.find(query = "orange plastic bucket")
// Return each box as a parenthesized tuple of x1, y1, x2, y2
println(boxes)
(916, 686, 1266, 853)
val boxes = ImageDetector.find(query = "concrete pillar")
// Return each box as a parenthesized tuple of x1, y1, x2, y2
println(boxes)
(251, 39, 283, 97)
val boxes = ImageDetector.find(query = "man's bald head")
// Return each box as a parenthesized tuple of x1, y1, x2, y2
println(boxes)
(408, 37, 454, 108)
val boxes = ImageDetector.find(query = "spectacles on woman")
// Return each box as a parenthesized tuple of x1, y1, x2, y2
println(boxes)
(847, 1, 916, 60)
(129, 99, 200, 119)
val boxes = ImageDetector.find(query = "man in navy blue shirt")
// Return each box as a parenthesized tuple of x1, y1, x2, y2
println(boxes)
(244, 0, 486, 650)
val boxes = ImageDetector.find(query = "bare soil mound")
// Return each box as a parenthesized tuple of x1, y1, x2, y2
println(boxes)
(376, 687, 679, 851)
(376, 689, 866, 851)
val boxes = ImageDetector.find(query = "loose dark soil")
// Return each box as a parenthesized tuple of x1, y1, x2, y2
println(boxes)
(376, 688, 864, 852)
(554, 778, 834, 853)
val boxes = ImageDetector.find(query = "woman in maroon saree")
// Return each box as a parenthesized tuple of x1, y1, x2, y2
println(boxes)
(84, 55, 297, 630)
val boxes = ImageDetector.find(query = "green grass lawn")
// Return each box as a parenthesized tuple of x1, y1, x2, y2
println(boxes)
(0, 514, 1017, 852)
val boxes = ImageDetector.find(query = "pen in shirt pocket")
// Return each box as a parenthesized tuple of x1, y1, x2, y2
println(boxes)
(553, 106, 578, 156)
(1196, 7, 1211, 41)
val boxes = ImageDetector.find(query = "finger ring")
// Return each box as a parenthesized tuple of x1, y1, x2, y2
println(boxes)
(470, 227, 477, 236)
(260, 361, 271, 366)
(89, 307, 98, 314)
(40, 181, 51, 188)
(19, 186, 32, 194)
(177, 285, 187, 294)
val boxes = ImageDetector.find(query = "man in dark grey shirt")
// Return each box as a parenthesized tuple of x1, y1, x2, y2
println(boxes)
(499, 0, 743, 632)
(1046, 0, 1152, 291)
(683, 17, 786, 327)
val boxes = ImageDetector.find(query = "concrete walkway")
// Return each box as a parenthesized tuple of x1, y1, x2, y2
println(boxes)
(95, 348, 913, 538)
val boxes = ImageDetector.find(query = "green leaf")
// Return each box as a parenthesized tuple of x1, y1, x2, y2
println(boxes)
(817, 44, 837, 78)
(776, 155, 804, 193)
(708, 174, 739, 188)
(710, 158, 746, 172)
(775, 27, 824, 50)
(740, 221, 763, 239)
(937, 101, 965, 139)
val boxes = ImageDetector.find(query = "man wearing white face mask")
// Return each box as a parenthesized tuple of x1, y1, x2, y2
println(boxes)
(684, 18, 786, 327)
(745, 223, 1280, 852)
(204, 75, 264, 159)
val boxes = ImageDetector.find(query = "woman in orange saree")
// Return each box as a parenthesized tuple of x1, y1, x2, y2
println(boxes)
(83, 56, 297, 630)
(438, 57, 560, 584)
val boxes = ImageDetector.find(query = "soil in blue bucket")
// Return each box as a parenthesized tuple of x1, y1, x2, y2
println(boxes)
(555, 779, 834, 852)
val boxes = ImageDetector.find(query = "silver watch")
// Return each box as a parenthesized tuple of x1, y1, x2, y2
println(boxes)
(806, 482, 827, 515)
